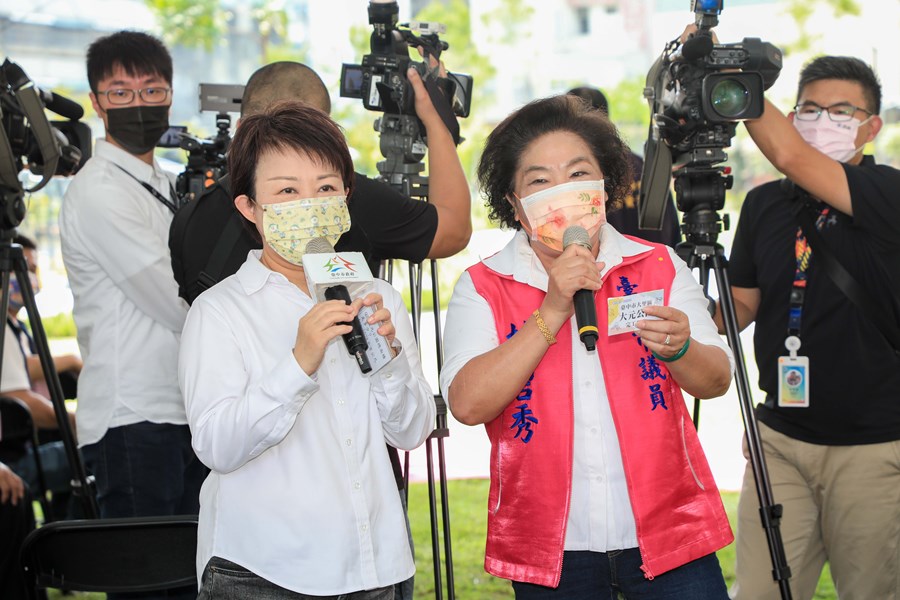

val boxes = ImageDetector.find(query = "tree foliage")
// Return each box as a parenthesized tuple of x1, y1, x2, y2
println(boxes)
(145, 0, 230, 50)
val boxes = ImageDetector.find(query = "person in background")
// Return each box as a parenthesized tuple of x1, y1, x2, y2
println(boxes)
(568, 86, 681, 248)
(59, 30, 205, 599)
(441, 94, 734, 599)
(170, 59, 471, 303)
(715, 51, 900, 600)
(181, 101, 436, 599)
(1, 234, 77, 519)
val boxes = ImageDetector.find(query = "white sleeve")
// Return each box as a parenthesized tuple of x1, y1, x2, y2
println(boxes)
(439, 271, 501, 402)
(180, 300, 318, 474)
(66, 178, 186, 332)
(667, 247, 735, 373)
(0, 324, 30, 393)
(368, 284, 436, 451)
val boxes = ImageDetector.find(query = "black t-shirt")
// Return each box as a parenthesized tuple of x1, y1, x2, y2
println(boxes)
(728, 155, 900, 445)
(169, 171, 438, 304)
(606, 153, 682, 248)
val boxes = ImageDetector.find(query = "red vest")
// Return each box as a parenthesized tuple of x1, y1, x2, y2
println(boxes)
(468, 239, 733, 587)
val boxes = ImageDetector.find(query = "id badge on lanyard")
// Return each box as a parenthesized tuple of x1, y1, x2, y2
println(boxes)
(778, 335, 809, 408)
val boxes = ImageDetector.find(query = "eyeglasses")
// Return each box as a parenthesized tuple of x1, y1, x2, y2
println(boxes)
(793, 102, 873, 123)
(97, 87, 171, 105)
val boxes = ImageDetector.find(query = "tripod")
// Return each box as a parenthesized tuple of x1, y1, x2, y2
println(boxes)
(674, 177, 792, 599)
(0, 224, 98, 520)
(375, 113, 456, 600)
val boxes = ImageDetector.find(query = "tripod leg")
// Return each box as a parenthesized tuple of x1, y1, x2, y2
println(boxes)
(710, 250, 792, 599)
(0, 241, 98, 518)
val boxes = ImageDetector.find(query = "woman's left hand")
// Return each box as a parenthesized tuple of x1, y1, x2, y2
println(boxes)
(636, 305, 691, 359)
(360, 293, 396, 346)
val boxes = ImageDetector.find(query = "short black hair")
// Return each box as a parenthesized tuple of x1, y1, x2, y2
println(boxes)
(241, 62, 331, 117)
(229, 100, 353, 206)
(86, 31, 173, 94)
(567, 86, 609, 116)
(797, 56, 882, 115)
(478, 95, 632, 230)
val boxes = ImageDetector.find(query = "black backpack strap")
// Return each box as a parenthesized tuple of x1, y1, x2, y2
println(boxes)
(793, 196, 900, 355)
(197, 211, 245, 291)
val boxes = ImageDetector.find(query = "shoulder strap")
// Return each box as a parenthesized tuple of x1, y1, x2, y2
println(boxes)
(794, 200, 900, 355)
(197, 212, 245, 292)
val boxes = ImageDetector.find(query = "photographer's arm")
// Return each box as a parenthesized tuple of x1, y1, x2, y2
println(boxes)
(744, 99, 868, 216)
(407, 67, 472, 258)
(713, 286, 760, 335)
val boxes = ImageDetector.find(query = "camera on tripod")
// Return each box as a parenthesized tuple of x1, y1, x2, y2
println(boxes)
(1, 58, 91, 230)
(339, 1, 472, 119)
(638, 0, 781, 231)
(161, 83, 243, 204)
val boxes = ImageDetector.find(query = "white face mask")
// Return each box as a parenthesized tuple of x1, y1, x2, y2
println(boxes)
(517, 180, 606, 252)
(793, 116, 871, 163)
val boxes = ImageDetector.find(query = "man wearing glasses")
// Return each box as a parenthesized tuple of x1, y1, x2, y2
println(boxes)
(715, 55, 900, 599)
(59, 31, 205, 556)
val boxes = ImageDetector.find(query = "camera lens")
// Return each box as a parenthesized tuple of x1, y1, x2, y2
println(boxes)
(710, 78, 750, 118)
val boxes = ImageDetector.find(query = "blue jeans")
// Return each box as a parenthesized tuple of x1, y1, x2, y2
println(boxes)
(512, 550, 728, 600)
(82, 422, 208, 600)
(198, 557, 394, 600)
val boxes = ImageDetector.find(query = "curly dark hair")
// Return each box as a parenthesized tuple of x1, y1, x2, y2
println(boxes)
(477, 94, 633, 230)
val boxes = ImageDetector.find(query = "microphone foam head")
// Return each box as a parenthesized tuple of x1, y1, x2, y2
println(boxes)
(563, 226, 591, 250)
(305, 237, 335, 255)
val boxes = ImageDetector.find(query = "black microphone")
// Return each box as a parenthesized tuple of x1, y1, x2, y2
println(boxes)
(563, 226, 599, 351)
(305, 238, 372, 373)
(681, 32, 714, 62)
(37, 89, 85, 120)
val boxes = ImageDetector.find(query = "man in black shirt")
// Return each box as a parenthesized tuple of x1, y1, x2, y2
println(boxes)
(720, 55, 900, 599)
(170, 61, 471, 304)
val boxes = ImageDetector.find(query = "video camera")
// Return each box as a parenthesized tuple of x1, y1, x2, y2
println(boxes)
(339, 1, 472, 199)
(161, 83, 243, 204)
(639, 0, 782, 231)
(0, 58, 91, 231)
(340, 1, 472, 119)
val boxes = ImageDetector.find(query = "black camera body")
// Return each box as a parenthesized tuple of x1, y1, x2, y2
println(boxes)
(173, 114, 231, 204)
(1, 58, 91, 230)
(638, 0, 782, 229)
(166, 83, 243, 204)
(340, 1, 472, 118)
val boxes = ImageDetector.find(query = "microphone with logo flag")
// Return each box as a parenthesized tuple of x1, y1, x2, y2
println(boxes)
(303, 237, 393, 374)
(563, 225, 599, 351)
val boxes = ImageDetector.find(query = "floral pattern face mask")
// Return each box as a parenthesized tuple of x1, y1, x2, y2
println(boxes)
(518, 180, 606, 252)
(261, 195, 351, 265)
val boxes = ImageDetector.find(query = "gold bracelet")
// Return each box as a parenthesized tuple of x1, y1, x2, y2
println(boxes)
(532, 309, 557, 346)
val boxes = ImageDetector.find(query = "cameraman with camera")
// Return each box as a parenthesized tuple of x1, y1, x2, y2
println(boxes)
(170, 58, 470, 305)
(58, 30, 206, 560)
(705, 45, 900, 599)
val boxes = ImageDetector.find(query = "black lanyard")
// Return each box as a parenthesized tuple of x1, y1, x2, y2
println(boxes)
(114, 164, 179, 213)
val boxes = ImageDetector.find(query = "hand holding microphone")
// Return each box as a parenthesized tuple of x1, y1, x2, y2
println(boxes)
(542, 226, 603, 351)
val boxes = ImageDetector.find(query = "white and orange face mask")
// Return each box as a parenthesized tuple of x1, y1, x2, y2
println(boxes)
(517, 180, 606, 251)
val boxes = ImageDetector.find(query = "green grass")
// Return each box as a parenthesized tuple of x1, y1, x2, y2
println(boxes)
(47, 481, 838, 599)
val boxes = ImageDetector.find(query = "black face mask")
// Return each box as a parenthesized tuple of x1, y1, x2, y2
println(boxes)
(105, 105, 170, 155)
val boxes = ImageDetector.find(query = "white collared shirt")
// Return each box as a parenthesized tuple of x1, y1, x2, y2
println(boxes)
(59, 139, 188, 446)
(0, 322, 30, 393)
(180, 251, 436, 594)
(440, 226, 733, 552)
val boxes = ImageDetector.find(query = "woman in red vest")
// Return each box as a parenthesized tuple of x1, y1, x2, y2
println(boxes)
(440, 95, 734, 599)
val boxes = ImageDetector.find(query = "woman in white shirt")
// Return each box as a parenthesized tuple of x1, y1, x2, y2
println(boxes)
(179, 101, 435, 599)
